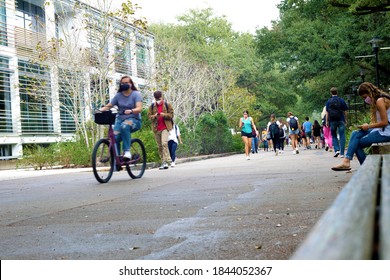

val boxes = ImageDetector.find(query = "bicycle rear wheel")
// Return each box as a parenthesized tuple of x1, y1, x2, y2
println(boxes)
(126, 138, 146, 179)
(92, 139, 114, 183)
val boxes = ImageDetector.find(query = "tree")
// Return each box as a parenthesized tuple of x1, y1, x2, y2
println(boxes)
(255, 0, 390, 117)
(26, 0, 147, 147)
(149, 9, 260, 131)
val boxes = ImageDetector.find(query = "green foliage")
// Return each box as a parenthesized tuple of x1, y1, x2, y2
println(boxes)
(17, 145, 56, 170)
(55, 140, 92, 167)
(195, 111, 234, 154)
(255, 0, 390, 119)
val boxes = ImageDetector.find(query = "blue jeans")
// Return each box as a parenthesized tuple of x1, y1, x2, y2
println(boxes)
(346, 129, 390, 164)
(168, 140, 178, 162)
(113, 117, 142, 154)
(251, 137, 259, 152)
(330, 121, 346, 155)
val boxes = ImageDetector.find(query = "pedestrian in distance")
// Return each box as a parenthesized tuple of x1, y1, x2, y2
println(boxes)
(168, 122, 183, 167)
(326, 87, 348, 158)
(267, 114, 281, 156)
(321, 106, 332, 151)
(302, 116, 313, 149)
(148, 91, 174, 170)
(312, 120, 322, 149)
(332, 82, 390, 171)
(239, 110, 257, 160)
(286, 112, 300, 154)
(251, 131, 259, 153)
(99, 76, 142, 160)
(278, 118, 287, 154)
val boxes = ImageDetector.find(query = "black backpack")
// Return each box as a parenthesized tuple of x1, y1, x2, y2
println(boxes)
(327, 97, 343, 121)
(289, 117, 298, 131)
(269, 122, 280, 138)
(279, 127, 285, 138)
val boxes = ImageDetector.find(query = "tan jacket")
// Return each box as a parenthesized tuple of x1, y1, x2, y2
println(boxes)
(147, 100, 174, 132)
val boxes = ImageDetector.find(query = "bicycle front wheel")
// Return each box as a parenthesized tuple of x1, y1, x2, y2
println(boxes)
(126, 138, 146, 179)
(92, 139, 114, 183)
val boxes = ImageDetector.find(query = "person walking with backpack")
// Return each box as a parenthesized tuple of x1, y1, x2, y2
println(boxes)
(278, 118, 287, 154)
(286, 112, 300, 154)
(267, 114, 281, 156)
(326, 87, 349, 158)
(332, 82, 390, 171)
(148, 91, 174, 170)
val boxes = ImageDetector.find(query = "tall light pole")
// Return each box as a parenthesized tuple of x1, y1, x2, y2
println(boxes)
(368, 37, 383, 87)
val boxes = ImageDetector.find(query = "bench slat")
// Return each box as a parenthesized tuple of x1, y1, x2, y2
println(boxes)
(380, 155, 390, 260)
(291, 155, 381, 259)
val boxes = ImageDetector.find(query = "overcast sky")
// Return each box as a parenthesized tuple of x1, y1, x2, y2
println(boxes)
(131, 0, 281, 33)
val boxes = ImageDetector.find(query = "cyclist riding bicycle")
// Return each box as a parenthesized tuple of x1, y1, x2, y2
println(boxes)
(99, 76, 143, 160)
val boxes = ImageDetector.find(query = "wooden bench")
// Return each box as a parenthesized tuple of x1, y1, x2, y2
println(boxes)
(291, 154, 390, 259)
(371, 142, 390, 154)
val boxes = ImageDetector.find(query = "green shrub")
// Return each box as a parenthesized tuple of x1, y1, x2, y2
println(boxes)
(17, 144, 56, 170)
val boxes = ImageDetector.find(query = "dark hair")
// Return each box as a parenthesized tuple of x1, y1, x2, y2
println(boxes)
(305, 116, 309, 121)
(243, 110, 249, 115)
(119, 75, 137, 91)
(154, 90, 162, 99)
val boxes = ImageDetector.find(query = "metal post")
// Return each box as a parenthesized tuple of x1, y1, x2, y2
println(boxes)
(374, 46, 380, 87)
(368, 37, 383, 87)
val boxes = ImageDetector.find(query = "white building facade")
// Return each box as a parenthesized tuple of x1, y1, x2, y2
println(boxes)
(0, 0, 154, 160)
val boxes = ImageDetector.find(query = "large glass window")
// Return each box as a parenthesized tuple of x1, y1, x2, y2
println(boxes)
(86, 23, 108, 68)
(15, 0, 45, 33)
(115, 35, 132, 75)
(136, 37, 151, 79)
(0, 56, 12, 132)
(0, 0, 7, 46)
(58, 69, 85, 133)
(18, 60, 53, 133)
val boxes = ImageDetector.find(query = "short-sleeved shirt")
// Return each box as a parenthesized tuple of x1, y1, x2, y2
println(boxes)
(110, 90, 142, 120)
(303, 121, 312, 132)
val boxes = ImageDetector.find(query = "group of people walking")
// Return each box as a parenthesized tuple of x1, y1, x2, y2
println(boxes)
(239, 82, 390, 170)
(99, 77, 182, 170)
(99, 76, 389, 171)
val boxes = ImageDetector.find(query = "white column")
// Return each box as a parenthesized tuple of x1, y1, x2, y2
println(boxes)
(45, 0, 61, 134)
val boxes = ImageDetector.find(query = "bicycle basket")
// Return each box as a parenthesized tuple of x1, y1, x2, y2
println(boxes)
(94, 111, 116, 125)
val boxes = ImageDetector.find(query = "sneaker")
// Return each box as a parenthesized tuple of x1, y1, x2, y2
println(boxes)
(171, 161, 175, 167)
(296, 149, 299, 154)
(340, 155, 344, 158)
(159, 162, 169, 169)
(246, 156, 250, 160)
(325, 146, 329, 151)
(275, 149, 279, 156)
(123, 151, 131, 160)
(334, 151, 340, 157)
(293, 150, 297, 155)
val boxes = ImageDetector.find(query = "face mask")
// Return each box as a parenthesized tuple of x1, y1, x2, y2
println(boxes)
(364, 96, 372, 105)
(119, 84, 130, 92)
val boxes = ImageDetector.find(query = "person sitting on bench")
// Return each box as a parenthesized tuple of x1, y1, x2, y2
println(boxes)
(332, 82, 390, 171)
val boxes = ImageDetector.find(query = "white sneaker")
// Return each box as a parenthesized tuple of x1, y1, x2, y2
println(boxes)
(171, 162, 175, 167)
(123, 151, 131, 160)
(246, 156, 250, 160)
(159, 162, 169, 170)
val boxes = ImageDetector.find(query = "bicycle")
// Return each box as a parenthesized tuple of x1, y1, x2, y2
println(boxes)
(92, 110, 146, 183)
